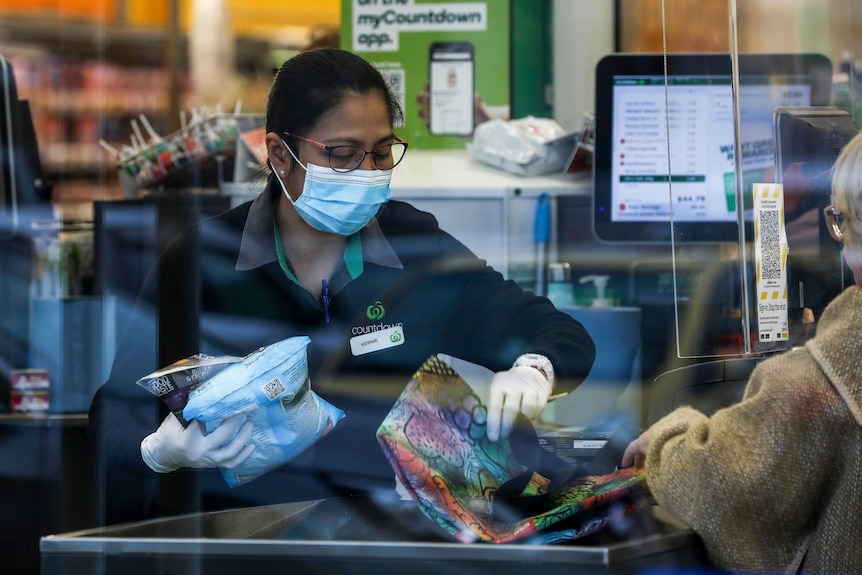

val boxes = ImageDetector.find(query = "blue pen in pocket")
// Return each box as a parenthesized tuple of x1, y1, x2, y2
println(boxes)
(321, 279, 331, 323)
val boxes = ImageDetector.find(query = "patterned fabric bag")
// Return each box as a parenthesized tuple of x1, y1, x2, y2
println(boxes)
(376, 355, 649, 544)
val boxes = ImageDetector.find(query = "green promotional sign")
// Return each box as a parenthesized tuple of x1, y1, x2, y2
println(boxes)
(341, 0, 511, 150)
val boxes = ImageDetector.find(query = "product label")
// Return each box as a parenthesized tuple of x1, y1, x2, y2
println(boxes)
(572, 440, 608, 450)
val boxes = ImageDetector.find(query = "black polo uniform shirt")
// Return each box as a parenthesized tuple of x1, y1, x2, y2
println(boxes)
(90, 182, 596, 517)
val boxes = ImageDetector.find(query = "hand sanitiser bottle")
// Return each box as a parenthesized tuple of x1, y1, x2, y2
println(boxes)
(578, 275, 611, 308)
(546, 263, 575, 308)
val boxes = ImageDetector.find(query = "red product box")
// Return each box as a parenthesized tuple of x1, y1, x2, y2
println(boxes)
(11, 369, 50, 391)
(10, 390, 50, 413)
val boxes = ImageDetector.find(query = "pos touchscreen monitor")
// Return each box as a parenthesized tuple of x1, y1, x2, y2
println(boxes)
(592, 53, 833, 243)
(0, 54, 50, 233)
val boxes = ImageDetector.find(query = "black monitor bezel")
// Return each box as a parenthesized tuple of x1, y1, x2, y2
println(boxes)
(592, 52, 833, 244)
(0, 54, 51, 237)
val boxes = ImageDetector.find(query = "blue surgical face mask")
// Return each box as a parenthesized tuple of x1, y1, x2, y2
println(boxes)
(275, 139, 392, 236)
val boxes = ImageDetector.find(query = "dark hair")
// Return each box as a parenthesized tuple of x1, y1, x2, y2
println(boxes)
(266, 48, 403, 140)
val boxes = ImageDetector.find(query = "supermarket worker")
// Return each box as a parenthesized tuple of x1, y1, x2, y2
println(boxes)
(88, 48, 596, 521)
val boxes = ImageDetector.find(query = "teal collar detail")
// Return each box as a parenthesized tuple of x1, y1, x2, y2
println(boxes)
(273, 222, 363, 284)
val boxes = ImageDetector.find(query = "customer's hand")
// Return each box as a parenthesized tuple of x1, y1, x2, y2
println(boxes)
(621, 430, 652, 469)
(486, 366, 551, 441)
(141, 412, 255, 473)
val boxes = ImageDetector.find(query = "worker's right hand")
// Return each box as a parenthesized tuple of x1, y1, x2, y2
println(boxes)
(486, 366, 552, 442)
(141, 412, 255, 473)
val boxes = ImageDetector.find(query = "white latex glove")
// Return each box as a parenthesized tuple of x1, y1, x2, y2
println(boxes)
(486, 366, 551, 442)
(141, 412, 256, 473)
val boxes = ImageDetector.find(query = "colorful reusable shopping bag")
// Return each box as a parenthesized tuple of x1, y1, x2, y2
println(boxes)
(376, 355, 649, 544)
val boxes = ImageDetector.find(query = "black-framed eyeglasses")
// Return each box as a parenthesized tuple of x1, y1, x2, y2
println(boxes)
(824, 204, 845, 243)
(284, 132, 408, 173)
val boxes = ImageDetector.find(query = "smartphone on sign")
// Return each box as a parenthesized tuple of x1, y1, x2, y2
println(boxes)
(429, 41, 475, 136)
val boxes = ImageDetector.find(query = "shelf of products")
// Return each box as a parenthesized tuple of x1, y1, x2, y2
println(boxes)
(9, 53, 179, 193)
(0, 14, 273, 204)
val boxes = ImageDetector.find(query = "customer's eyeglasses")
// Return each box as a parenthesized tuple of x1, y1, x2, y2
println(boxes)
(824, 205, 845, 243)
(284, 132, 408, 173)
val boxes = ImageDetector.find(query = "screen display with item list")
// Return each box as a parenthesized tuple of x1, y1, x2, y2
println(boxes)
(611, 74, 811, 224)
(592, 53, 832, 243)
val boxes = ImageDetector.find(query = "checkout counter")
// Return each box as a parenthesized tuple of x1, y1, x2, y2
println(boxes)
(41, 494, 711, 575)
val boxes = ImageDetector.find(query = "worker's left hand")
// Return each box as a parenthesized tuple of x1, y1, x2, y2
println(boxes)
(486, 366, 551, 441)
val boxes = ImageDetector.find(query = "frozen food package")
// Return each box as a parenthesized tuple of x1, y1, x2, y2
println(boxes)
(136, 353, 242, 425)
(468, 116, 577, 177)
(182, 336, 345, 487)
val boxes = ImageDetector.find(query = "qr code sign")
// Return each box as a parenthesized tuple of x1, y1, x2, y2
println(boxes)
(380, 68, 404, 101)
(377, 67, 406, 127)
(262, 377, 286, 401)
(753, 182, 789, 342)
(759, 210, 781, 280)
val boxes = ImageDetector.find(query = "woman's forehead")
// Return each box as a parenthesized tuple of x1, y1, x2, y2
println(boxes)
(310, 92, 392, 141)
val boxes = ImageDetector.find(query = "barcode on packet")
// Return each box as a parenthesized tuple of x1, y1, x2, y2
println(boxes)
(261, 377, 287, 401)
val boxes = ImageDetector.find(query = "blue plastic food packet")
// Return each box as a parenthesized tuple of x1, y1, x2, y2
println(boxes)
(182, 336, 345, 487)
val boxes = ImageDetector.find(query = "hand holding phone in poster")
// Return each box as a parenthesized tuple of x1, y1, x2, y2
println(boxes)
(417, 84, 496, 135)
(428, 41, 475, 136)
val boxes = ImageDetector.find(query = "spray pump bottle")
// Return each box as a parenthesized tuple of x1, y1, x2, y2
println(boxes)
(578, 275, 611, 308)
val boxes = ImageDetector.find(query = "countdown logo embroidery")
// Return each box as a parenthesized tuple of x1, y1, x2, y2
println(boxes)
(351, 300, 401, 337)
(367, 301, 386, 320)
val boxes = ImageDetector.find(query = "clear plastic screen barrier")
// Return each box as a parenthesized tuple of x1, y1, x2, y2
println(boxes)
(647, 0, 859, 364)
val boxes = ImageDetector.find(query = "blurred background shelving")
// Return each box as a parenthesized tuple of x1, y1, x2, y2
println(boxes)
(0, 0, 339, 205)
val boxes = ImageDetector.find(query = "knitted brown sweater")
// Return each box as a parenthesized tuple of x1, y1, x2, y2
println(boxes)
(645, 286, 862, 574)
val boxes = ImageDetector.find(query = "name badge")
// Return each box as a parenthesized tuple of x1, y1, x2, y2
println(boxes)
(350, 325, 405, 356)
